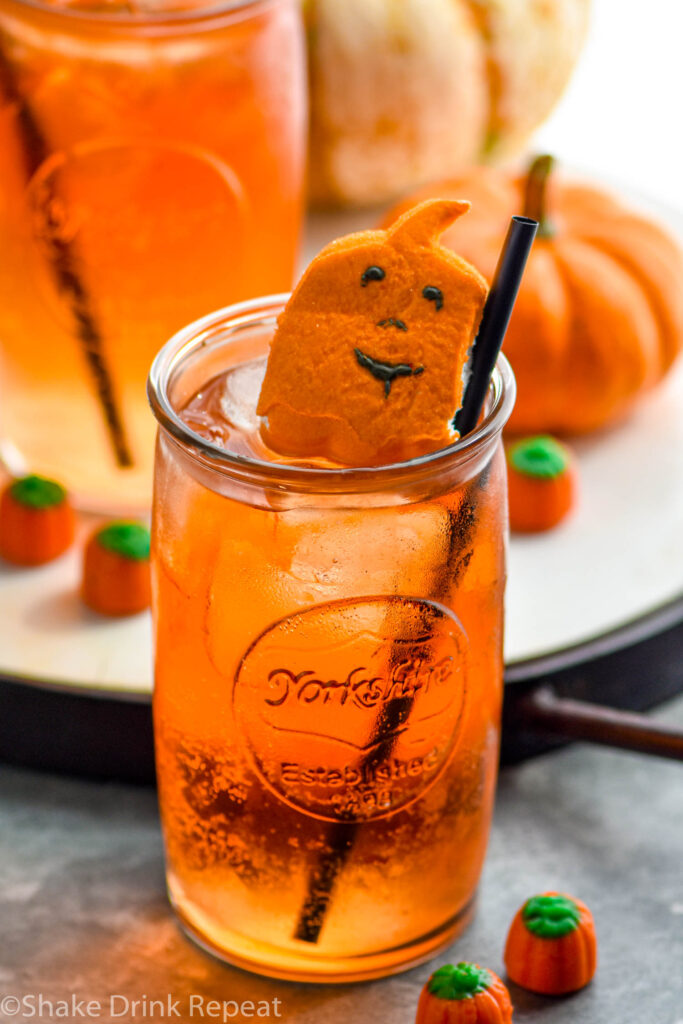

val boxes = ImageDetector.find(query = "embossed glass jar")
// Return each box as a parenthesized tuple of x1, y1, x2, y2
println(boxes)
(0, 0, 305, 511)
(148, 295, 516, 982)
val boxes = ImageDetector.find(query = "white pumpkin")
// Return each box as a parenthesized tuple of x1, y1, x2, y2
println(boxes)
(306, 0, 590, 206)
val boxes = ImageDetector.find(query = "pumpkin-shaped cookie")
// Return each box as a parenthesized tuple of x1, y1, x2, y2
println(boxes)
(257, 199, 488, 465)
(504, 892, 597, 994)
(383, 155, 683, 434)
(506, 435, 577, 532)
(416, 962, 513, 1024)
(0, 474, 75, 566)
(82, 521, 151, 617)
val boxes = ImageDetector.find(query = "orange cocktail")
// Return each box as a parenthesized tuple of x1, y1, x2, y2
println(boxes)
(148, 297, 516, 982)
(0, 0, 305, 510)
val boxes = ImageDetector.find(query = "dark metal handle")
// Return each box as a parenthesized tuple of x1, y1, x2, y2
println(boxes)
(519, 686, 683, 761)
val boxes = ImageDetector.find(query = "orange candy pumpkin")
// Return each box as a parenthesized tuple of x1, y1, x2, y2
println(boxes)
(0, 474, 75, 566)
(383, 155, 683, 435)
(506, 435, 577, 532)
(257, 199, 488, 465)
(504, 892, 597, 995)
(82, 521, 151, 617)
(416, 962, 513, 1024)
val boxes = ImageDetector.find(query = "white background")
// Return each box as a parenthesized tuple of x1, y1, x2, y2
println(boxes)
(536, 0, 683, 209)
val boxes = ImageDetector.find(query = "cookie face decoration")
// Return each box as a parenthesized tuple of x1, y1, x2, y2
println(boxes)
(257, 200, 489, 465)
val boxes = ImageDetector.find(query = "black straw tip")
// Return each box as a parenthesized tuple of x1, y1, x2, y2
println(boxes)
(512, 215, 540, 227)
(454, 216, 538, 438)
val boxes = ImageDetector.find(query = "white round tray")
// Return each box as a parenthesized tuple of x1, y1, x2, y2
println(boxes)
(2, 192, 682, 696)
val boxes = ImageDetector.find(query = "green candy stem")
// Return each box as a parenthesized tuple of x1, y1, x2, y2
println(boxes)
(10, 474, 66, 510)
(508, 436, 569, 480)
(427, 963, 492, 1001)
(523, 894, 581, 938)
(96, 521, 150, 561)
(523, 154, 556, 239)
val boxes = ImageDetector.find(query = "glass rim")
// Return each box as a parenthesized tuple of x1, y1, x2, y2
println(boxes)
(2, 0, 276, 30)
(147, 293, 516, 490)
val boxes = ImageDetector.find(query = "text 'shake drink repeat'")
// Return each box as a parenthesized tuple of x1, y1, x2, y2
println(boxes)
(0, 0, 305, 510)
(148, 203, 523, 981)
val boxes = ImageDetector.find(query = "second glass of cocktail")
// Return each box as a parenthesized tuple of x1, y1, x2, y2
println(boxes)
(0, 0, 306, 511)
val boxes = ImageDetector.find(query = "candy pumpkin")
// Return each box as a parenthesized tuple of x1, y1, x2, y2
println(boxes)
(257, 199, 488, 465)
(81, 521, 151, 617)
(382, 155, 683, 434)
(306, 0, 590, 206)
(416, 962, 513, 1024)
(0, 474, 75, 566)
(506, 435, 577, 532)
(504, 892, 597, 995)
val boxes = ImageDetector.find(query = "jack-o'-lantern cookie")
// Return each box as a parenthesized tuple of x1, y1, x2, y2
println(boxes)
(257, 200, 488, 465)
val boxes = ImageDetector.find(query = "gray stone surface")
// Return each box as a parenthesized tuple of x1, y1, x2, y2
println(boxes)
(1, 699, 682, 1024)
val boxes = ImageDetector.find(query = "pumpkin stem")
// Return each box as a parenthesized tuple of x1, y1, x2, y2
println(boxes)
(96, 521, 151, 561)
(523, 155, 556, 239)
(508, 436, 569, 480)
(523, 893, 581, 938)
(10, 474, 66, 510)
(427, 963, 492, 1000)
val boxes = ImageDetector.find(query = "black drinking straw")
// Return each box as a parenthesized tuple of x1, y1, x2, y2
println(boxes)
(292, 214, 538, 946)
(453, 216, 538, 437)
(0, 41, 133, 468)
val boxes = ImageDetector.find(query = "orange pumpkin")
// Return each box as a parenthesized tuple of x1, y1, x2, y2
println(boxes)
(504, 892, 597, 995)
(81, 521, 151, 617)
(506, 435, 577, 532)
(0, 474, 75, 566)
(382, 155, 683, 434)
(416, 962, 513, 1024)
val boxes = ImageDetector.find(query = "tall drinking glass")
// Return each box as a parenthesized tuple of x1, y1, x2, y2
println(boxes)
(148, 296, 516, 982)
(0, 0, 306, 511)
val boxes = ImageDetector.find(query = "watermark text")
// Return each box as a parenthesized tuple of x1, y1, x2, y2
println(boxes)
(0, 994, 284, 1020)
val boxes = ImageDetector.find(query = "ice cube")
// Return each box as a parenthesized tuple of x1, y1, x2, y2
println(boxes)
(219, 357, 267, 436)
